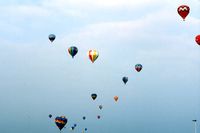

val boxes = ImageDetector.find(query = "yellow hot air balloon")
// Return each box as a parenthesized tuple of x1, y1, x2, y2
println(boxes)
(88, 50, 99, 63)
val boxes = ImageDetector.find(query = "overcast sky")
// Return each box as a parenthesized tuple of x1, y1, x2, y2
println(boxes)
(0, 0, 200, 133)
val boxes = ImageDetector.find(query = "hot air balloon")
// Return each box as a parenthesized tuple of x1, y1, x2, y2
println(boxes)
(55, 116, 68, 131)
(85, 128, 88, 131)
(74, 124, 77, 127)
(114, 96, 118, 102)
(99, 105, 103, 110)
(135, 64, 142, 72)
(68, 46, 78, 58)
(177, 5, 190, 21)
(91, 93, 97, 100)
(83, 116, 86, 120)
(49, 114, 52, 118)
(122, 77, 128, 84)
(70, 126, 75, 130)
(48, 34, 56, 42)
(97, 115, 100, 119)
(195, 35, 200, 45)
(88, 50, 99, 63)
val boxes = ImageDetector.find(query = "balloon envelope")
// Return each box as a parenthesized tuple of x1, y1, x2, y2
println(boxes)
(88, 50, 99, 63)
(68, 46, 78, 58)
(91, 93, 97, 100)
(70, 126, 75, 130)
(114, 96, 118, 102)
(49, 114, 52, 118)
(99, 105, 103, 110)
(135, 64, 143, 72)
(195, 35, 200, 45)
(83, 116, 86, 120)
(55, 116, 68, 130)
(122, 77, 128, 84)
(48, 34, 56, 42)
(177, 5, 190, 21)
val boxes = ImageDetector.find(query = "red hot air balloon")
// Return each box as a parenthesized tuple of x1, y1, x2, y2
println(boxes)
(177, 5, 190, 21)
(195, 35, 200, 45)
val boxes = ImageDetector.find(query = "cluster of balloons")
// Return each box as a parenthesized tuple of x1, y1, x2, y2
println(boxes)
(122, 64, 143, 85)
(70, 123, 77, 131)
(177, 5, 200, 46)
(48, 5, 199, 132)
(48, 34, 99, 63)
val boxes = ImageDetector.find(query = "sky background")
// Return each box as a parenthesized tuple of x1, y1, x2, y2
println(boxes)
(0, 0, 200, 133)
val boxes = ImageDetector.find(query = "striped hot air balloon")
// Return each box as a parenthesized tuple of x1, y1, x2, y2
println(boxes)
(68, 46, 78, 58)
(55, 116, 68, 131)
(88, 50, 99, 63)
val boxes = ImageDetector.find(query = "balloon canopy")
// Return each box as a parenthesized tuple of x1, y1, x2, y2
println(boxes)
(177, 5, 190, 21)
(122, 77, 128, 84)
(68, 46, 78, 58)
(55, 116, 68, 131)
(88, 50, 99, 63)
(91, 93, 97, 100)
(114, 96, 118, 102)
(135, 64, 143, 72)
(49, 114, 52, 118)
(48, 34, 56, 42)
(195, 35, 200, 45)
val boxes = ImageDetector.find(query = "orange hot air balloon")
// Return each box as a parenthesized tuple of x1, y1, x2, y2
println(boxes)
(88, 50, 99, 63)
(114, 96, 118, 102)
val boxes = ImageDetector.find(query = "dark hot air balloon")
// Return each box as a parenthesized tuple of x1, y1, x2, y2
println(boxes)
(99, 105, 103, 110)
(91, 93, 97, 100)
(55, 116, 67, 131)
(49, 114, 52, 118)
(122, 77, 128, 84)
(68, 46, 78, 58)
(48, 34, 56, 42)
(135, 64, 143, 72)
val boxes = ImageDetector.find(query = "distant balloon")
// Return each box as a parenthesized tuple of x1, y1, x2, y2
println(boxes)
(49, 114, 52, 118)
(88, 50, 99, 63)
(91, 93, 97, 100)
(83, 116, 86, 120)
(70, 126, 75, 130)
(195, 35, 200, 45)
(114, 96, 118, 102)
(74, 124, 77, 127)
(135, 64, 143, 72)
(55, 116, 67, 131)
(48, 34, 56, 42)
(97, 115, 100, 119)
(68, 46, 78, 58)
(122, 77, 128, 84)
(85, 128, 88, 131)
(177, 5, 190, 21)
(99, 105, 103, 110)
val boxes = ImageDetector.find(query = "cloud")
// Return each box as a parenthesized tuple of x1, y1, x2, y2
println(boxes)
(59, 7, 200, 68)
(42, 0, 160, 9)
